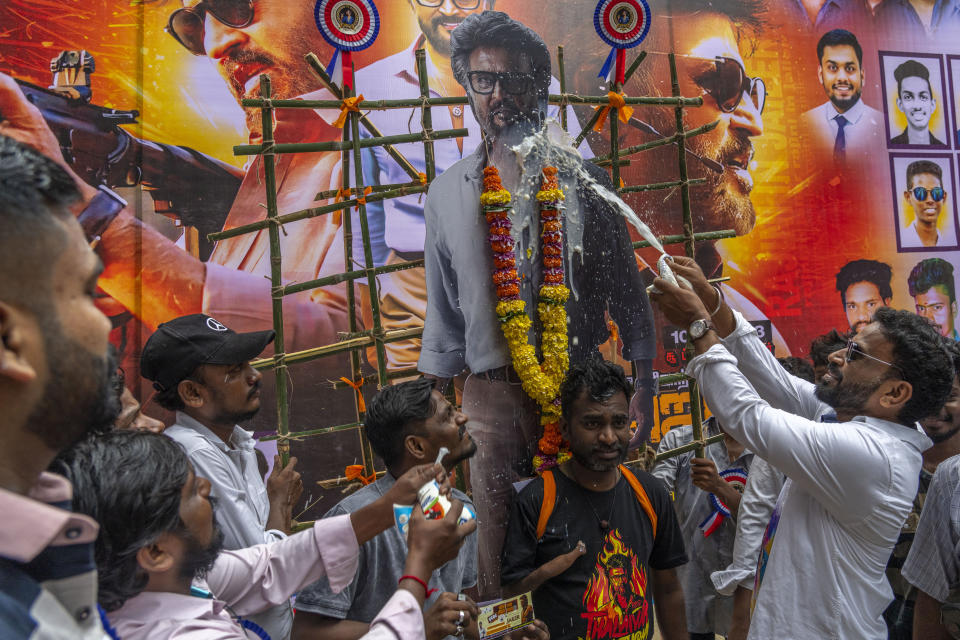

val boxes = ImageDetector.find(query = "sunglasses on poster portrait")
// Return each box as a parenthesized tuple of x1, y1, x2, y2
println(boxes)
(912, 186, 946, 202)
(845, 340, 904, 377)
(699, 56, 766, 114)
(414, 0, 482, 8)
(166, 0, 255, 56)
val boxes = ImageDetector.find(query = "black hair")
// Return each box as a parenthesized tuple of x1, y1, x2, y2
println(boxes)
(151, 368, 202, 412)
(777, 356, 815, 383)
(0, 134, 80, 315)
(872, 306, 954, 426)
(906, 160, 942, 189)
(560, 358, 633, 420)
(450, 11, 552, 100)
(54, 431, 190, 612)
(363, 378, 438, 468)
(894, 59, 932, 97)
(835, 260, 893, 305)
(816, 29, 863, 66)
(946, 339, 960, 377)
(808, 329, 849, 369)
(908, 258, 956, 304)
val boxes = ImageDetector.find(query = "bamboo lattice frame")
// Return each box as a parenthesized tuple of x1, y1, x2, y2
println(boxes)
(216, 46, 728, 524)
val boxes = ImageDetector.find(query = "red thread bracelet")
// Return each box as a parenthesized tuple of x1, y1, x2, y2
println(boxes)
(399, 574, 437, 597)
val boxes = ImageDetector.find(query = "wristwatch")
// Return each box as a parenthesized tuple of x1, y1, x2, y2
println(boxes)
(77, 185, 127, 245)
(688, 317, 713, 341)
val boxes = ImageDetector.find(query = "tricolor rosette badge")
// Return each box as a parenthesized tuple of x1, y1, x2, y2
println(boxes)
(314, 0, 380, 90)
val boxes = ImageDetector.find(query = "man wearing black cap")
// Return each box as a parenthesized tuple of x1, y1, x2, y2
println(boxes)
(140, 313, 302, 640)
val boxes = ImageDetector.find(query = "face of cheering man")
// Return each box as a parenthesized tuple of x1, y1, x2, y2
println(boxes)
(814, 323, 905, 422)
(818, 44, 863, 113)
(409, 390, 476, 471)
(562, 387, 631, 473)
(897, 75, 935, 134)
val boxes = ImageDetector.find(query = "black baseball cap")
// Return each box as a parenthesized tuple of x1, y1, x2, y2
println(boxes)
(141, 314, 275, 392)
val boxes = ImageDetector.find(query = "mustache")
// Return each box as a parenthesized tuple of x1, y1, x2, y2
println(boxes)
(430, 14, 465, 29)
(220, 48, 274, 88)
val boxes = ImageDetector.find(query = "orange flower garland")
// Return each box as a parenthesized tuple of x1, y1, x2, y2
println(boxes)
(482, 166, 571, 473)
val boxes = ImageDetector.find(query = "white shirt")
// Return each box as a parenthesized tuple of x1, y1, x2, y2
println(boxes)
(800, 98, 884, 159)
(901, 221, 956, 248)
(110, 514, 424, 640)
(686, 311, 932, 639)
(164, 412, 290, 640)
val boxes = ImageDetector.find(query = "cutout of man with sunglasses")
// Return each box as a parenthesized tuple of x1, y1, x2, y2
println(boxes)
(800, 29, 882, 163)
(901, 160, 952, 248)
(326, 0, 589, 373)
(890, 59, 946, 147)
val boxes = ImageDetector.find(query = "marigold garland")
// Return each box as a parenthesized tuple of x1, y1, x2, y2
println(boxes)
(482, 166, 571, 473)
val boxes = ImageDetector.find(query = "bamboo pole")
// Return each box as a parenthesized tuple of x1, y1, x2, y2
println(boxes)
(238, 94, 701, 110)
(557, 46, 568, 132)
(208, 184, 428, 242)
(303, 53, 424, 182)
(591, 120, 720, 166)
(619, 177, 707, 194)
(234, 128, 468, 157)
(251, 328, 423, 371)
(670, 53, 706, 459)
(256, 75, 292, 465)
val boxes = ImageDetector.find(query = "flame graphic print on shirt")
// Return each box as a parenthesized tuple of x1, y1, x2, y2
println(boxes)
(580, 529, 650, 640)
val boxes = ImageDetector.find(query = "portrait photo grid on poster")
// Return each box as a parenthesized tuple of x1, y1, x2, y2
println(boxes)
(884, 52, 960, 254)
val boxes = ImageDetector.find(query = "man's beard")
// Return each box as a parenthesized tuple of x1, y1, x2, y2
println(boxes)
(418, 13, 466, 57)
(25, 315, 120, 451)
(929, 424, 960, 444)
(828, 87, 862, 113)
(209, 383, 261, 426)
(813, 364, 884, 418)
(179, 523, 225, 583)
(220, 41, 319, 138)
(688, 129, 757, 236)
(571, 441, 627, 472)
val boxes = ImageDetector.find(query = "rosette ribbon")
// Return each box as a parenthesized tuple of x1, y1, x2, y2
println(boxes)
(698, 467, 748, 537)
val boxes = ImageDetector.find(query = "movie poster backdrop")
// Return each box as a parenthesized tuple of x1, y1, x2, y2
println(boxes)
(2, 0, 959, 517)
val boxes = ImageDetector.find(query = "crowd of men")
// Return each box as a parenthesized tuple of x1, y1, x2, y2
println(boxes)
(3, 5, 960, 640)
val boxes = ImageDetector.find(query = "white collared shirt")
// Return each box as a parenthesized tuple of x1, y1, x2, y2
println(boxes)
(800, 98, 884, 158)
(687, 311, 932, 639)
(164, 412, 290, 640)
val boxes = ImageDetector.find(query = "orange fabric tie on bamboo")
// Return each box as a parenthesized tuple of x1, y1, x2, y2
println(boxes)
(345, 464, 375, 485)
(354, 186, 372, 210)
(339, 376, 367, 412)
(593, 91, 634, 131)
(333, 95, 364, 128)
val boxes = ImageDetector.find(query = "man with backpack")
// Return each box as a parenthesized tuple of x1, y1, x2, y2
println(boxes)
(501, 360, 688, 640)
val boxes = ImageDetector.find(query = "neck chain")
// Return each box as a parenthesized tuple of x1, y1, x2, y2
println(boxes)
(572, 468, 622, 532)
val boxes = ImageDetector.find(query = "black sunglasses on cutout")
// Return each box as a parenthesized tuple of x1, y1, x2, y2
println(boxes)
(467, 71, 535, 95)
(699, 56, 766, 114)
(166, 0, 255, 56)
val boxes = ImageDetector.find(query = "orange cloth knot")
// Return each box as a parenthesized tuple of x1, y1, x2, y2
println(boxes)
(333, 94, 365, 129)
(593, 91, 635, 132)
(345, 464, 375, 485)
(417, 172, 428, 185)
(354, 186, 373, 210)
(334, 188, 352, 203)
(607, 319, 620, 342)
(339, 376, 366, 412)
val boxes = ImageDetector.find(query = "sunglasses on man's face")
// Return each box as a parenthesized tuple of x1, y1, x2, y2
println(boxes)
(467, 71, 535, 96)
(695, 56, 766, 114)
(844, 340, 904, 376)
(166, 0, 255, 56)
(912, 186, 946, 202)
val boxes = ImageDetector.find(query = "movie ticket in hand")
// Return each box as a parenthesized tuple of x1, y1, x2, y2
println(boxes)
(477, 592, 536, 640)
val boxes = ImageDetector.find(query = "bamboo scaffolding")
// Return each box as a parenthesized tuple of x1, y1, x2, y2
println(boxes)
(234, 44, 726, 501)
